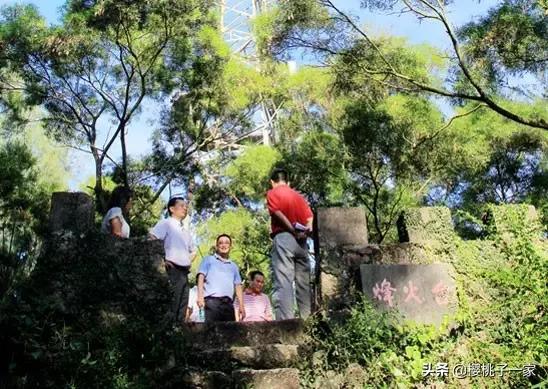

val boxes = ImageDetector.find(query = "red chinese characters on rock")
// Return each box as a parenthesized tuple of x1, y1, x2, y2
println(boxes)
(372, 278, 396, 307)
(431, 281, 450, 306)
(371, 278, 451, 307)
(403, 280, 423, 304)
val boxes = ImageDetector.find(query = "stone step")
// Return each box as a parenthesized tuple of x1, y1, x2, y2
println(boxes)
(192, 344, 299, 369)
(181, 319, 305, 348)
(182, 370, 231, 389)
(232, 368, 300, 389)
(182, 368, 300, 389)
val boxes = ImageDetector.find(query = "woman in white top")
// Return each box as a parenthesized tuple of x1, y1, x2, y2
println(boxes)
(101, 186, 133, 238)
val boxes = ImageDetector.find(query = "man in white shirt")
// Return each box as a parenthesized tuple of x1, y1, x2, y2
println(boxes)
(149, 197, 196, 324)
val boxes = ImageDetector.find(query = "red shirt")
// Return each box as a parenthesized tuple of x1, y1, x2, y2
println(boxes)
(266, 184, 313, 235)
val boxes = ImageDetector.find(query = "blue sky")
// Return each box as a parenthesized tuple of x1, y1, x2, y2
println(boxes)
(1, 0, 500, 190)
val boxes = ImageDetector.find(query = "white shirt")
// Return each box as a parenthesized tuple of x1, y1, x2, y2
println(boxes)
(101, 207, 130, 238)
(150, 217, 195, 266)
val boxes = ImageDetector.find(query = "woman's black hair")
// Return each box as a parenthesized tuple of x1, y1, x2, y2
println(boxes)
(167, 197, 186, 216)
(107, 186, 133, 212)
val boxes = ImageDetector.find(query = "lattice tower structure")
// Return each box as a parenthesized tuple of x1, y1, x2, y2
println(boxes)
(219, 0, 283, 146)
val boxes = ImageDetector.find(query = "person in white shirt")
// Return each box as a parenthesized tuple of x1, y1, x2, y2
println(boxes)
(101, 186, 133, 239)
(149, 197, 196, 324)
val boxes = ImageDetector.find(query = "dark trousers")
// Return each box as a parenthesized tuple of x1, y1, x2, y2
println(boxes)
(166, 264, 190, 324)
(205, 296, 235, 322)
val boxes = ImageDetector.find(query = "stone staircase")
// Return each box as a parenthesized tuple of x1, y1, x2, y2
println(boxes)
(179, 319, 305, 388)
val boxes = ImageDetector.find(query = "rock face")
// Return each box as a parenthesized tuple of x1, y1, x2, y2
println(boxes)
(49, 192, 95, 235)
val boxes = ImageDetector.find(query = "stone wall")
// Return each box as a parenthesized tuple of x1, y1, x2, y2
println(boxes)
(41, 192, 171, 324)
(316, 204, 544, 324)
(316, 207, 368, 311)
(485, 204, 544, 244)
(46, 193, 543, 325)
(316, 207, 453, 312)
(397, 206, 456, 248)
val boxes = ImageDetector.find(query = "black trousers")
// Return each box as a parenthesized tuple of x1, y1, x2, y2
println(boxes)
(166, 264, 190, 323)
(205, 296, 235, 322)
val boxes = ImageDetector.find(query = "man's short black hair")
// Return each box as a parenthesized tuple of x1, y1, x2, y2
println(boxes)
(167, 197, 186, 216)
(249, 270, 264, 280)
(270, 168, 288, 183)
(216, 233, 232, 244)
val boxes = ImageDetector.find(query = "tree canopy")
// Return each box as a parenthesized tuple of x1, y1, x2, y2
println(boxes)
(0, 1, 546, 387)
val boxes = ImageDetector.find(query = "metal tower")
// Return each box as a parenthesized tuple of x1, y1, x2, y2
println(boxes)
(220, 0, 273, 59)
(219, 0, 285, 146)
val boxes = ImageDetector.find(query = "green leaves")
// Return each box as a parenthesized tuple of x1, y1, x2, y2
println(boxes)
(280, 130, 348, 206)
(225, 145, 281, 202)
(458, 1, 548, 79)
(435, 101, 547, 208)
(306, 208, 546, 387)
(1, 0, 218, 202)
(0, 140, 51, 299)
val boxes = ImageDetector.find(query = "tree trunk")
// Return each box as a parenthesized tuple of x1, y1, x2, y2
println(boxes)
(120, 123, 129, 188)
(93, 150, 106, 214)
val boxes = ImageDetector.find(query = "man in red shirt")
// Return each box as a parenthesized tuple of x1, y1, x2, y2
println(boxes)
(266, 168, 313, 320)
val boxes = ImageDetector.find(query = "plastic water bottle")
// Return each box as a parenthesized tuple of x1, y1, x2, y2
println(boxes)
(198, 307, 205, 322)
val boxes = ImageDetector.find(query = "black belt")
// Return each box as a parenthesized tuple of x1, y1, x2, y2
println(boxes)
(205, 296, 233, 304)
(166, 261, 190, 271)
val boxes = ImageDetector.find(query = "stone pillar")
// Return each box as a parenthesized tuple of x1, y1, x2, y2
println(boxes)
(49, 192, 94, 235)
(397, 206, 456, 250)
(316, 208, 368, 309)
(485, 204, 542, 243)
